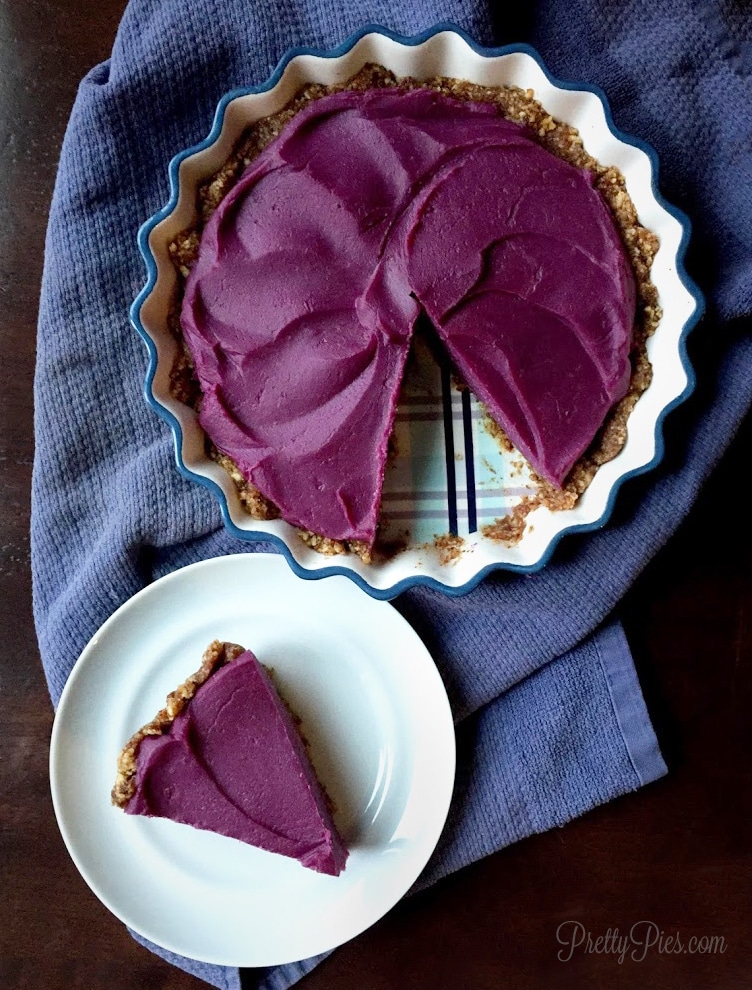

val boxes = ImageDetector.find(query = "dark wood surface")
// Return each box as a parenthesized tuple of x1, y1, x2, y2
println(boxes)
(1, 1, 750, 987)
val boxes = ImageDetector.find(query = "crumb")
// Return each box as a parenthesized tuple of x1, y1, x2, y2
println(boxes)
(482, 501, 536, 544)
(433, 533, 466, 564)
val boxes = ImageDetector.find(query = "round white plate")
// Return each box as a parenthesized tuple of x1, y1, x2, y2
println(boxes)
(49, 553, 456, 967)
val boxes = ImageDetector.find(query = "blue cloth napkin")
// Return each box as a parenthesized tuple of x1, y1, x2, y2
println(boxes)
(32, 1, 751, 988)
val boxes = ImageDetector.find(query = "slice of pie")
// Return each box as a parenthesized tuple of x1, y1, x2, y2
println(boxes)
(112, 640, 348, 876)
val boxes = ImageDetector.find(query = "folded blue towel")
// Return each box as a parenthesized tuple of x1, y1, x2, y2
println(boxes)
(32, 1, 751, 988)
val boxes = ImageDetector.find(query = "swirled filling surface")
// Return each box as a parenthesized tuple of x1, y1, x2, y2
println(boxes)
(126, 649, 348, 876)
(182, 87, 635, 544)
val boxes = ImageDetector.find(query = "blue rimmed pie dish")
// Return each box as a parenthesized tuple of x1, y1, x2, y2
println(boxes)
(130, 24, 703, 599)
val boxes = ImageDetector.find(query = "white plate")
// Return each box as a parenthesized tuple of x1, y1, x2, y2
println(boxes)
(49, 553, 456, 967)
(131, 25, 703, 597)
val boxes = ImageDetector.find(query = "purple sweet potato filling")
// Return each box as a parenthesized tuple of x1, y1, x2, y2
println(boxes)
(182, 88, 635, 542)
(127, 650, 348, 876)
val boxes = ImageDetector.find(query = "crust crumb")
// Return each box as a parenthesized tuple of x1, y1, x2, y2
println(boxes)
(298, 530, 373, 564)
(433, 533, 465, 564)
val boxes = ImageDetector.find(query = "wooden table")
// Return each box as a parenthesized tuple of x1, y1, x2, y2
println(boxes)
(2, 1, 750, 987)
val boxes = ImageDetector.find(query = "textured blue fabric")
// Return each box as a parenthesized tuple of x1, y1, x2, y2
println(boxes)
(32, 0, 750, 987)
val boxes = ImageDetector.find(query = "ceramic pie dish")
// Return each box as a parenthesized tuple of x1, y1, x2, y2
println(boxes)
(131, 24, 703, 599)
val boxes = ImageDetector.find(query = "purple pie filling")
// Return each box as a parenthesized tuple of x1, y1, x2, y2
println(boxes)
(125, 649, 348, 876)
(182, 87, 636, 543)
